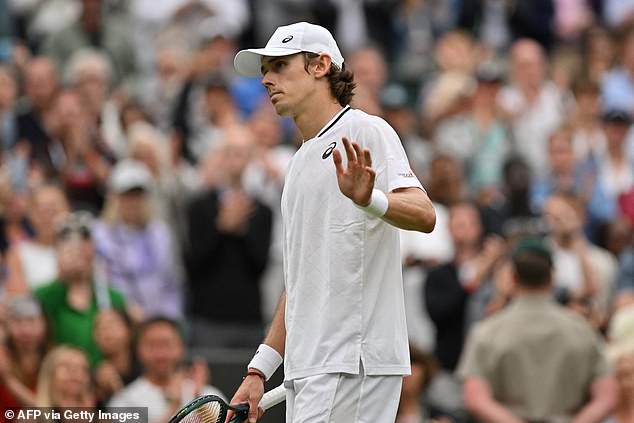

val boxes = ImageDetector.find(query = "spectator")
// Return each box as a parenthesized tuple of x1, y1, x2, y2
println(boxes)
(176, 73, 242, 165)
(34, 211, 127, 366)
(135, 45, 189, 134)
(605, 349, 634, 423)
(531, 126, 616, 235)
(580, 25, 616, 84)
(130, 0, 248, 77)
(498, 38, 568, 178)
(347, 45, 388, 115)
(93, 309, 140, 406)
(0, 296, 48, 411)
(390, 0, 443, 86)
(458, 236, 618, 423)
(434, 61, 511, 199)
(52, 89, 112, 213)
(36, 345, 95, 409)
(15, 56, 61, 180)
(598, 109, 634, 204)
(379, 83, 432, 180)
(42, 0, 137, 87)
(92, 159, 183, 321)
(8, 0, 79, 51)
(543, 192, 618, 324)
(483, 156, 546, 242)
(426, 201, 506, 373)
(421, 30, 478, 137)
(606, 304, 634, 360)
(0, 66, 17, 154)
(65, 48, 124, 160)
(185, 128, 272, 348)
(4, 183, 69, 294)
(108, 317, 224, 423)
(425, 201, 506, 422)
(426, 154, 466, 208)
(0, 170, 31, 257)
(171, 37, 243, 165)
(569, 78, 606, 164)
(458, 0, 512, 53)
(601, 26, 634, 115)
(598, 216, 633, 259)
(553, 0, 596, 45)
(126, 122, 195, 272)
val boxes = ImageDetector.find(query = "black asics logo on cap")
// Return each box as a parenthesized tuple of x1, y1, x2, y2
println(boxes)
(282, 35, 294, 43)
(322, 142, 337, 159)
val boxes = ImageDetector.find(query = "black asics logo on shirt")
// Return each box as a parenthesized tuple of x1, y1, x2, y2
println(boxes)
(322, 142, 337, 159)
(282, 35, 293, 43)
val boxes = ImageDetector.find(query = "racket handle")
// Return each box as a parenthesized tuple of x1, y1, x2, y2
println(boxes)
(259, 384, 286, 410)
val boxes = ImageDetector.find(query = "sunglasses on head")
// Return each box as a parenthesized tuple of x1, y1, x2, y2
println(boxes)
(56, 211, 94, 240)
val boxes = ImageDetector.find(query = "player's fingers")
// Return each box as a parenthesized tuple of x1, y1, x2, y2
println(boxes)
(341, 137, 357, 163)
(366, 167, 376, 183)
(352, 142, 364, 167)
(225, 409, 235, 423)
(248, 398, 259, 423)
(364, 148, 372, 169)
(332, 148, 344, 174)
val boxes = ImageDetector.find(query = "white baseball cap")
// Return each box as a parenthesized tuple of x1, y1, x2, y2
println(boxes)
(109, 159, 153, 193)
(234, 22, 344, 77)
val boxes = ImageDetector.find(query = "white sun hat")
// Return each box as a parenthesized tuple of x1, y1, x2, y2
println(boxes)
(234, 21, 344, 77)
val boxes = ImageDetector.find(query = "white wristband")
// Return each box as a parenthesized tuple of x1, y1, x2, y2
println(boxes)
(356, 189, 389, 217)
(247, 344, 283, 381)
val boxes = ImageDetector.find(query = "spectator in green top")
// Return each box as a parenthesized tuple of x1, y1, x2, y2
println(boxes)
(34, 211, 126, 366)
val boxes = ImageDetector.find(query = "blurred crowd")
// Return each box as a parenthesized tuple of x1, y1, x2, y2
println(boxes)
(0, 0, 633, 422)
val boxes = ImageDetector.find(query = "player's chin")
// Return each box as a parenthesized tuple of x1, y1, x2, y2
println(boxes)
(271, 101, 291, 116)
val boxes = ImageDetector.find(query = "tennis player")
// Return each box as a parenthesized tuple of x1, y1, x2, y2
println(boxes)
(229, 22, 436, 423)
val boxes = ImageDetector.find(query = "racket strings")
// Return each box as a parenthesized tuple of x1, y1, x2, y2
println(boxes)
(181, 401, 224, 423)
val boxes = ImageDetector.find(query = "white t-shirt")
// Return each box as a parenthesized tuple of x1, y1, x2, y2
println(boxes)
(281, 106, 424, 380)
(17, 241, 58, 290)
(497, 82, 566, 177)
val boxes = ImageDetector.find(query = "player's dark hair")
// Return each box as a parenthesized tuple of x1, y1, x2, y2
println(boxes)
(303, 52, 355, 106)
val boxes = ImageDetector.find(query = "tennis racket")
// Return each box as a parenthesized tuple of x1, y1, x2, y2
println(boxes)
(168, 384, 286, 423)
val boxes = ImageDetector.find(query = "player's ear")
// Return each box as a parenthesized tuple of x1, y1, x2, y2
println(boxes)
(313, 54, 332, 78)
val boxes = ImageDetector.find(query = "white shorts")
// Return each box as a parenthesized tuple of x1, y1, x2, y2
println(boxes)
(284, 364, 403, 423)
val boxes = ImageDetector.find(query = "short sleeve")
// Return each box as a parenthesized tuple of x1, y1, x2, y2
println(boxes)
(34, 281, 64, 313)
(353, 117, 424, 193)
(109, 288, 127, 310)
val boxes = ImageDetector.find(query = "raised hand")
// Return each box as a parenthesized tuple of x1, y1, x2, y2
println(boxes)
(332, 137, 375, 206)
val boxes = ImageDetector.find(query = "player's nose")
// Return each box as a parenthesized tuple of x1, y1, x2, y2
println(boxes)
(261, 72, 274, 88)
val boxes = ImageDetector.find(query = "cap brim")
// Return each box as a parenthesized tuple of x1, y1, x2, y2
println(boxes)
(114, 184, 149, 193)
(234, 47, 302, 77)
